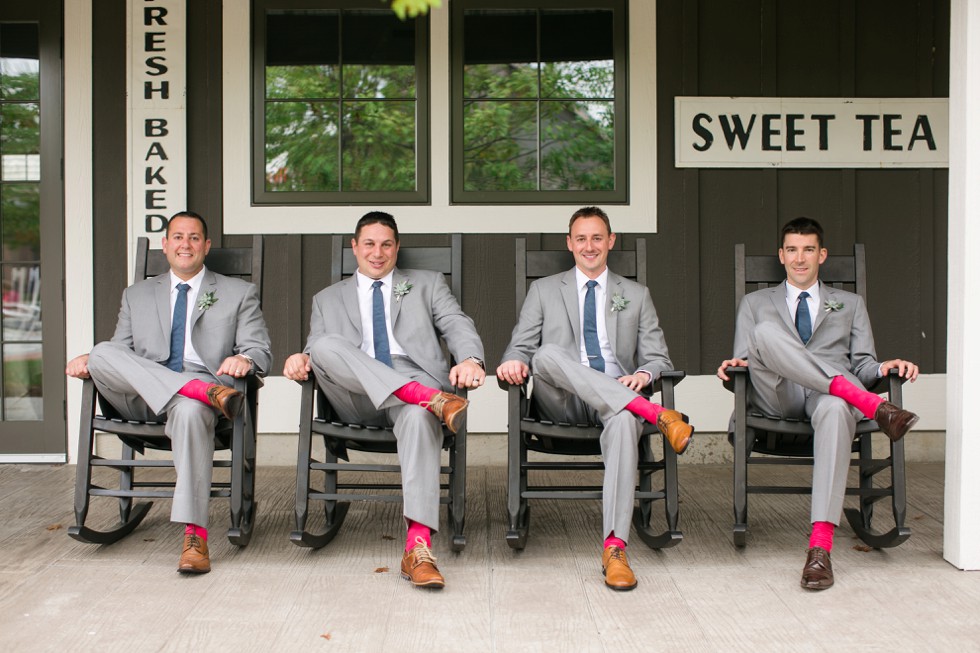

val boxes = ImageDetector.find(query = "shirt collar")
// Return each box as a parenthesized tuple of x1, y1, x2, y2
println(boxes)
(356, 269, 394, 289)
(169, 266, 206, 292)
(574, 267, 609, 290)
(786, 280, 819, 304)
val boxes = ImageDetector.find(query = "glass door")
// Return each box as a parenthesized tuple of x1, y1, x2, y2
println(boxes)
(0, 1, 64, 457)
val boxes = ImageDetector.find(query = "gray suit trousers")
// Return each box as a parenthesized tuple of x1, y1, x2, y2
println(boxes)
(308, 335, 445, 531)
(747, 321, 863, 524)
(531, 343, 644, 542)
(86, 341, 220, 527)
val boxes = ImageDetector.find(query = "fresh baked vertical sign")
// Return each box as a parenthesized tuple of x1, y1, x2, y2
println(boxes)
(128, 0, 186, 265)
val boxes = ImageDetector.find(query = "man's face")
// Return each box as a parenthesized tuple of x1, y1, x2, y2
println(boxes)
(779, 232, 827, 290)
(162, 216, 211, 281)
(352, 222, 399, 280)
(567, 216, 616, 279)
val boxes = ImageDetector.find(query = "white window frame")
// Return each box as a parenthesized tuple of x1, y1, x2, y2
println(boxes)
(222, 0, 657, 233)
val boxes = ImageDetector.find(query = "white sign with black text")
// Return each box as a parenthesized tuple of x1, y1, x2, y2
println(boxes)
(675, 97, 948, 168)
(128, 0, 186, 264)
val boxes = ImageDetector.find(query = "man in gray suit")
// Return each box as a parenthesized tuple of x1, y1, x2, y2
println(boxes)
(65, 211, 272, 574)
(283, 211, 484, 590)
(497, 206, 694, 591)
(717, 216, 919, 591)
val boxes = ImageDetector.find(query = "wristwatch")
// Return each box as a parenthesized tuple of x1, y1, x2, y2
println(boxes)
(237, 353, 255, 370)
(466, 356, 485, 370)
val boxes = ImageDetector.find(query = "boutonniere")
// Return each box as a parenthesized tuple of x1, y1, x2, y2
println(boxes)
(610, 294, 630, 313)
(197, 290, 218, 311)
(393, 280, 413, 302)
(823, 299, 844, 313)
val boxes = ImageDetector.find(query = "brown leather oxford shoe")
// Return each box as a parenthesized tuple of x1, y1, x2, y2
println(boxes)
(602, 545, 638, 591)
(423, 392, 469, 434)
(874, 401, 919, 442)
(657, 409, 694, 455)
(401, 537, 445, 589)
(800, 546, 833, 590)
(177, 534, 211, 574)
(206, 384, 245, 421)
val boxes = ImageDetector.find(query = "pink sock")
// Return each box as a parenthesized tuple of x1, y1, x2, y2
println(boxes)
(808, 521, 834, 551)
(405, 520, 431, 551)
(624, 397, 665, 424)
(178, 379, 215, 405)
(829, 375, 883, 420)
(184, 524, 208, 541)
(604, 534, 627, 550)
(393, 381, 439, 408)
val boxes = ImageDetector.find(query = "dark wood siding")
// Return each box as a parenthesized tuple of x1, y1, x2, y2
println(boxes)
(90, 0, 949, 375)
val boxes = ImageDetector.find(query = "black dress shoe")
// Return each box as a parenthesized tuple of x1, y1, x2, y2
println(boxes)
(801, 546, 834, 590)
(874, 401, 919, 442)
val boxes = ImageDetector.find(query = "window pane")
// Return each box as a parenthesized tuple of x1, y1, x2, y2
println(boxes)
(265, 101, 340, 191)
(1, 184, 39, 261)
(463, 100, 537, 191)
(266, 12, 339, 98)
(0, 24, 40, 101)
(341, 101, 416, 191)
(1, 103, 40, 181)
(463, 9, 537, 99)
(540, 101, 615, 191)
(343, 11, 415, 99)
(540, 10, 614, 99)
(4, 343, 42, 421)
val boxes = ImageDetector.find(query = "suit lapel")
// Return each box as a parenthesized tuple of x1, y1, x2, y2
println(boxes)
(342, 276, 362, 335)
(606, 272, 622, 355)
(390, 268, 407, 327)
(155, 274, 172, 343)
(768, 281, 796, 335)
(812, 281, 833, 334)
(560, 269, 581, 347)
(190, 270, 217, 331)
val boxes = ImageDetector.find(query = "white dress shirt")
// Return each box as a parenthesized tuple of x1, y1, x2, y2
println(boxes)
(575, 268, 624, 378)
(169, 267, 206, 367)
(784, 280, 819, 327)
(355, 270, 407, 358)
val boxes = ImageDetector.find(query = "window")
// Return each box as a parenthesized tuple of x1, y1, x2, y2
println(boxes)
(252, 0, 429, 204)
(451, 0, 627, 204)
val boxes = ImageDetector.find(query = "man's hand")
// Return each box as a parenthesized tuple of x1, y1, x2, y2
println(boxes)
(496, 360, 529, 385)
(880, 359, 919, 382)
(282, 353, 312, 381)
(717, 358, 748, 382)
(449, 358, 485, 389)
(618, 371, 651, 392)
(217, 354, 253, 378)
(66, 354, 90, 379)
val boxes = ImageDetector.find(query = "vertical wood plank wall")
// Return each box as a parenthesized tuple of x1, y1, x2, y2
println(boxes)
(90, 0, 949, 376)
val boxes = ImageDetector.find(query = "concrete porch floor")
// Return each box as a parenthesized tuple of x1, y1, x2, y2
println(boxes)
(0, 461, 975, 652)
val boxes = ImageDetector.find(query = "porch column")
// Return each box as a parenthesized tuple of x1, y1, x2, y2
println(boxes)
(944, 0, 980, 570)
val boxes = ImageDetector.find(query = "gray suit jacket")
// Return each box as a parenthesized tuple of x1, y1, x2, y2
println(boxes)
(501, 268, 673, 380)
(305, 268, 484, 388)
(733, 280, 880, 388)
(111, 268, 272, 379)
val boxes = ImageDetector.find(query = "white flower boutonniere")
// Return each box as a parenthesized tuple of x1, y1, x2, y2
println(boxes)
(823, 299, 844, 313)
(393, 281, 413, 302)
(197, 290, 218, 311)
(611, 294, 630, 313)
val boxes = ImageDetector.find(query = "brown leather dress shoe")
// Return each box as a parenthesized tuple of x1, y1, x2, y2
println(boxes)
(800, 546, 833, 590)
(422, 392, 469, 434)
(874, 401, 919, 442)
(602, 545, 638, 591)
(206, 384, 245, 421)
(401, 537, 445, 588)
(657, 409, 694, 454)
(178, 534, 211, 574)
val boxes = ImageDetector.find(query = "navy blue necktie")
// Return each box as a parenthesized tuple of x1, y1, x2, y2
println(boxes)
(795, 291, 812, 345)
(166, 283, 190, 371)
(372, 280, 393, 366)
(584, 280, 605, 372)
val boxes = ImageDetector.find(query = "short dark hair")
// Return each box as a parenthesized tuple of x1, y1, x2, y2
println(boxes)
(167, 210, 209, 240)
(780, 217, 824, 248)
(568, 206, 612, 235)
(354, 211, 399, 243)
